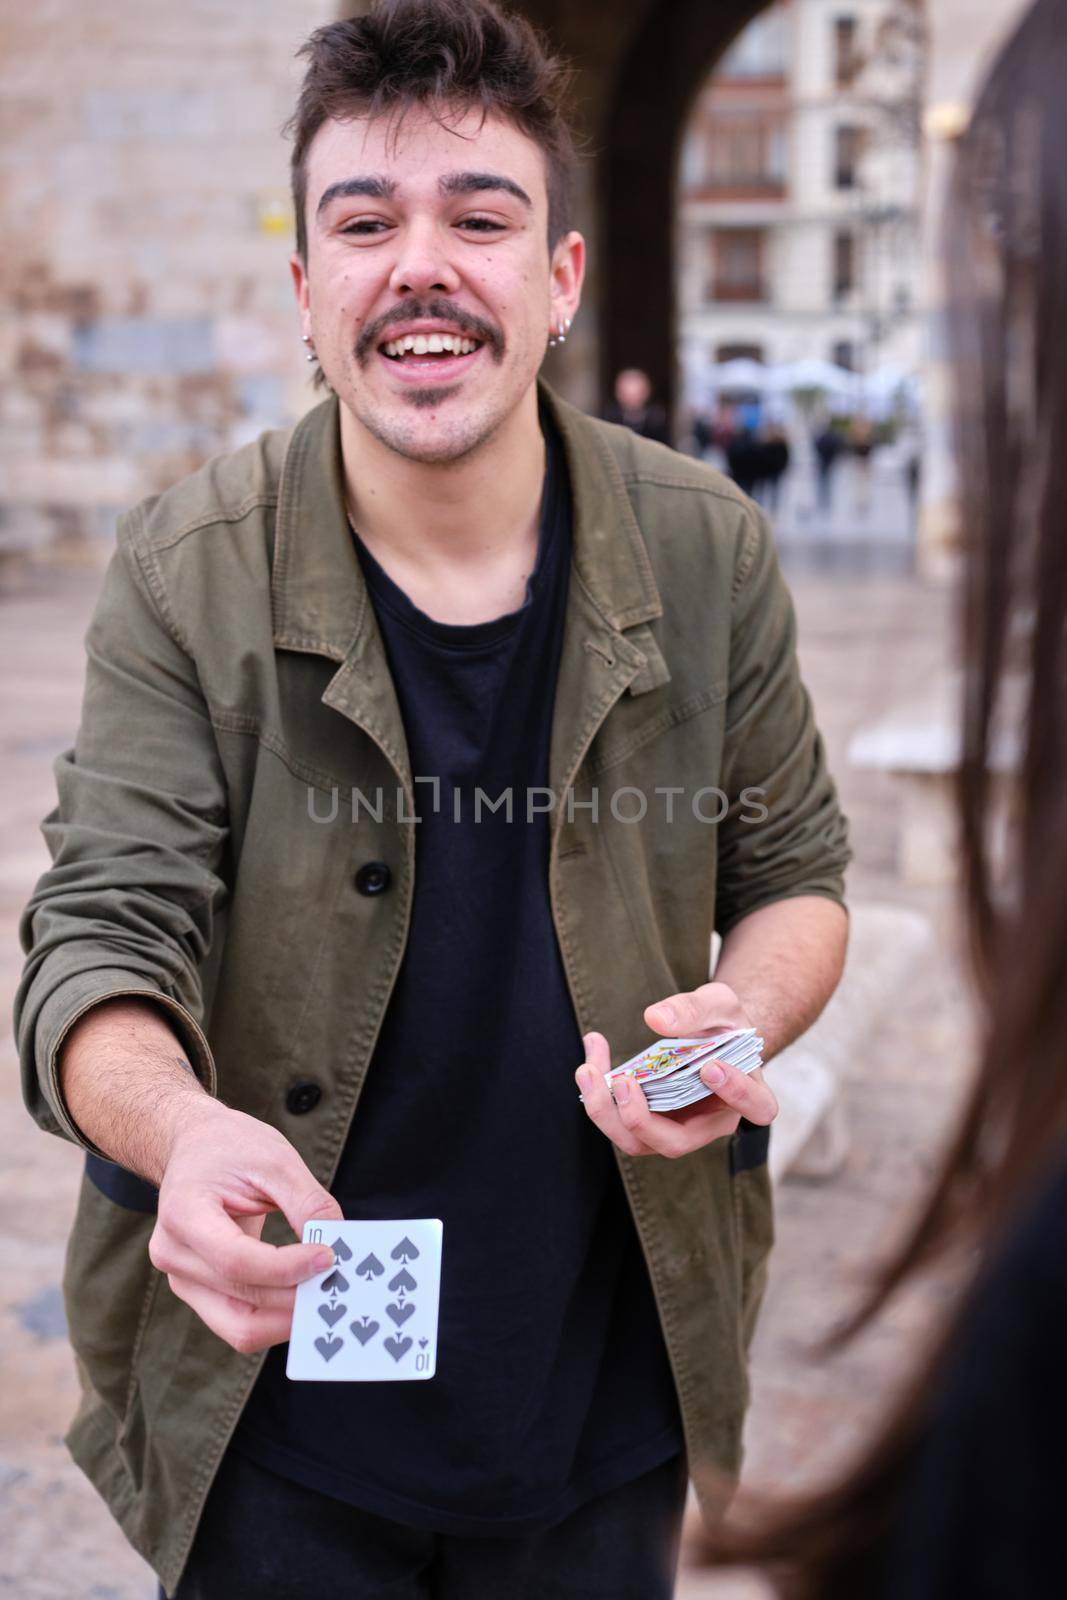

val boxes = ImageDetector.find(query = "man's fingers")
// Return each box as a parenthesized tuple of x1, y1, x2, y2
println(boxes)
(165, 1193, 335, 1290)
(168, 1271, 295, 1354)
(576, 1034, 653, 1157)
(610, 1066, 740, 1158)
(148, 1230, 301, 1309)
(698, 1062, 778, 1125)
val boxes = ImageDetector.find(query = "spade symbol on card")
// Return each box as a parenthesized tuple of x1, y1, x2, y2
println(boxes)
(388, 1267, 417, 1295)
(419, 1338, 429, 1349)
(384, 1334, 412, 1362)
(386, 1300, 416, 1327)
(350, 1317, 379, 1346)
(318, 1303, 346, 1328)
(314, 1335, 343, 1363)
(355, 1252, 384, 1281)
(330, 1237, 353, 1262)
(320, 1269, 349, 1294)
(390, 1237, 420, 1264)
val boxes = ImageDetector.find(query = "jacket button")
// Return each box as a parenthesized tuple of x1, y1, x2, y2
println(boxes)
(355, 860, 391, 896)
(286, 1081, 322, 1115)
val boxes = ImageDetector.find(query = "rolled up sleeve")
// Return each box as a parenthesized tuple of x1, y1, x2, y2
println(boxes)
(714, 504, 851, 937)
(13, 514, 225, 1153)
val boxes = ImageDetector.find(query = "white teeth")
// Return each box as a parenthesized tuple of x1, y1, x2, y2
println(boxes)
(382, 332, 481, 358)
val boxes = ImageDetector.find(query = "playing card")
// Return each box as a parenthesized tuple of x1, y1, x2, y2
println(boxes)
(286, 1218, 443, 1382)
(577, 1030, 765, 1114)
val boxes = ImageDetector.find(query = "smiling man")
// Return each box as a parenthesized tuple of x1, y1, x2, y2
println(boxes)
(15, 2, 850, 1597)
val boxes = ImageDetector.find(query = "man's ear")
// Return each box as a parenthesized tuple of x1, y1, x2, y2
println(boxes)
(549, 230, 585, 330)
(290, 251, 311, 333)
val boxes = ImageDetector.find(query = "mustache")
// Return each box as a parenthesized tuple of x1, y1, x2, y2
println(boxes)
(356, 298, 506, 364)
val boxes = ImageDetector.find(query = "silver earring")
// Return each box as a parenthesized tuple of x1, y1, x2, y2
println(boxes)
(548, 316, 572, 349)
(302, 333, 316, 363)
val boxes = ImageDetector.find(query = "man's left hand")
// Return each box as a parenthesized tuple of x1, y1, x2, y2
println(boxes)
(574, 981, 778, 1159)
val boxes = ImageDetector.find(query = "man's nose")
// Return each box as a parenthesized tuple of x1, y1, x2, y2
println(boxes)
(388, 221, 461, 298)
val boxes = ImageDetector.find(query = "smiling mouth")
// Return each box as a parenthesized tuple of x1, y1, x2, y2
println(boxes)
(380, 333, 484, 363)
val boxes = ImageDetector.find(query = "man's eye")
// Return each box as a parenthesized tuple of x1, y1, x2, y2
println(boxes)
(459, 217, 506, 233)
(341, 219, 390, 235)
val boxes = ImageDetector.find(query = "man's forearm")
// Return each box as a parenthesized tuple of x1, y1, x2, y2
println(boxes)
(715, 894, 848, 1061)
(59, 997, 221, 1186)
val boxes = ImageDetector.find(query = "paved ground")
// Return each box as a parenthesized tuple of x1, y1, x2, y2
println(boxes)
(0, 554, 969, 1599)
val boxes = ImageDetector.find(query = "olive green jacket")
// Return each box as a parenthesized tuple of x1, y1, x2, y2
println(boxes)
(15, 383, 849, 1594)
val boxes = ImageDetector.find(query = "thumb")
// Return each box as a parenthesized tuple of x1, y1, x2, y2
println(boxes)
(271, 1152, 344, 1246)
(644, 993, 690, 1035)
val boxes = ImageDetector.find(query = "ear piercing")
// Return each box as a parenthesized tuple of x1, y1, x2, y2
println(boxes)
(548, 316, 572, 348)
(302, 332, 316, 363)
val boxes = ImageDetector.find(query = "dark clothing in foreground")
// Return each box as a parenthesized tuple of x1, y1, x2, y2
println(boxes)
(866, 1143, 1067, 1597)
(167, 1447, 689, 1600)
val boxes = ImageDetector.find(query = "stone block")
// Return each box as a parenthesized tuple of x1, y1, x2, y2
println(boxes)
(72, 316, 215, 375)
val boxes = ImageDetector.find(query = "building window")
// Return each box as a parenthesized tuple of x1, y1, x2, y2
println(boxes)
(716, 343, 765, 363)
(834, 17, 860, 87)
(710, 229, 766, 301)
(704, 112, 788, 188)
(832, 340, 856, 371)
(833, 231, 857, 297)
(834, 125, 865, 188)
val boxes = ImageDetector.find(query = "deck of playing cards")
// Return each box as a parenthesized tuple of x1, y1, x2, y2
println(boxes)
(580, 1031, 764, 1113)
(287, 1218, 443, 1382)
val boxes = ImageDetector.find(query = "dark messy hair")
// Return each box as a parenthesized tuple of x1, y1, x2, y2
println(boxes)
(285, 0, 578, 263)
(696, 0, 1067, 1590)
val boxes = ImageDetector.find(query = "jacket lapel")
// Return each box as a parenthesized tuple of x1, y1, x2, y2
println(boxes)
(539, 384, 671, 809)
(271, 395, 413, 793)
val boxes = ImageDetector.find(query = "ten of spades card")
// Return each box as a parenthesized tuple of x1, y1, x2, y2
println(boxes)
(286, 1218, 443, 1382)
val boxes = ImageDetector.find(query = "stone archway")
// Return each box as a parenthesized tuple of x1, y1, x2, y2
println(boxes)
(514, 0, 770, 419)
(597, 0, 767, 419)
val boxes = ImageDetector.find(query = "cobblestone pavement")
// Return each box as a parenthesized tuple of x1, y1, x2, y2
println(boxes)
(0, 558, 968, 1599)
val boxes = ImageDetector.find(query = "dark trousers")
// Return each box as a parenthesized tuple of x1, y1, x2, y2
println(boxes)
(163, 1446, 690, 1599)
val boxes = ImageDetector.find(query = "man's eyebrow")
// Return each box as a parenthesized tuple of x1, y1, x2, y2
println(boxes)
(316, 175, 397, 216)
(438, 170, 533, 208)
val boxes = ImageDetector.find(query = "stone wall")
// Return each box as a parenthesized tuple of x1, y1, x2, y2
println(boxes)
(1, 0, 332, 564)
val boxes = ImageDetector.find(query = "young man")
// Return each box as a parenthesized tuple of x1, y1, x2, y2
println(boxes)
(15, 3, 850, 1595)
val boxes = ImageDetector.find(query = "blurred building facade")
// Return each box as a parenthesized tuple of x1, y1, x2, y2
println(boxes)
(0, 0, 1037, 576)
(677, 0, 923, 386)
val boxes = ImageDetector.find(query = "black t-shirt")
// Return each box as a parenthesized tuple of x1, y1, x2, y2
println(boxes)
(233, 411, 683, 1536)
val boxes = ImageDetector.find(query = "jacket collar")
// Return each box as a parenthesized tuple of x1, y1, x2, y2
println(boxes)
(270, 379, 663, 660)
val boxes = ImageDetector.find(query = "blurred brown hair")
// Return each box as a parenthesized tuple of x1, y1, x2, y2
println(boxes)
(286, 0, 578, 264)
(697, 0, 1067, 1590)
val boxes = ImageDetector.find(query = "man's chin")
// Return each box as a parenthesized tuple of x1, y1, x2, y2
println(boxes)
(400, 382, 464, 411)
(351, 392, 505, 465)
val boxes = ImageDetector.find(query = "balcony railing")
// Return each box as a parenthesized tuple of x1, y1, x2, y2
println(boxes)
(687, 177, 787, 202)
(707, 279, 769, 303)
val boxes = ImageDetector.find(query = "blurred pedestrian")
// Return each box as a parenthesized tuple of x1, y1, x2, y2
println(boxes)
(603, 366, 670, 444)
(813, 420, 844, 515)
(758, 426, 791, 514)
(848, 414, 876, 517)
(695, 2, 1067, 1592)
(725, 427, 761, 497)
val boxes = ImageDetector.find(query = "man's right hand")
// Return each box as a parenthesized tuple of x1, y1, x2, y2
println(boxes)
(148, 1101, 343, 1354)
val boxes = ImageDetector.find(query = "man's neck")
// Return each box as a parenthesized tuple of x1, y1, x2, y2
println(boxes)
(339, 387, 548, 626)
